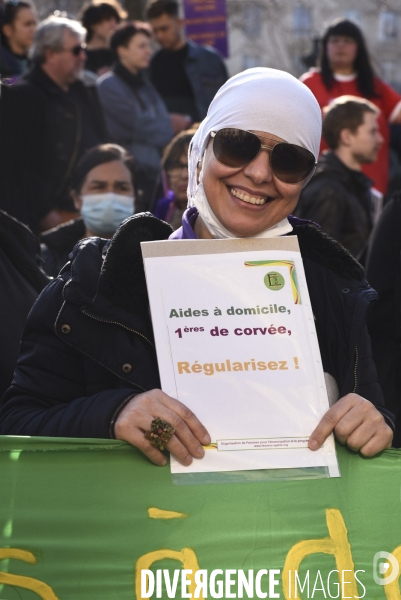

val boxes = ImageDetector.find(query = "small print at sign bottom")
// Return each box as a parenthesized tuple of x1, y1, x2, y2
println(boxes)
(217, 438, 309, 451)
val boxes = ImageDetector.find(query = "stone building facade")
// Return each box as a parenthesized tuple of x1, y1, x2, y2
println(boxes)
(32, 0, 401, 90)
(224, 0, 401, 90)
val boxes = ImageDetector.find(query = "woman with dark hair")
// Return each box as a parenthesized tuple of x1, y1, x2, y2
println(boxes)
(80, 1, 125, 76)
(301, 19, 401, 195)
(40, 143, 136, 277)
(0, 0, 36, 81)
(97, 22, 173, 211)
(153, 128, 197, 229)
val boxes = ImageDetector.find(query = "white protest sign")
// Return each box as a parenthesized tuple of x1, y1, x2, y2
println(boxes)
(142, 237, 339, 477)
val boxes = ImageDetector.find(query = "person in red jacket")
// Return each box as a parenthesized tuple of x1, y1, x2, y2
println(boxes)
(301, 19, 401, 195)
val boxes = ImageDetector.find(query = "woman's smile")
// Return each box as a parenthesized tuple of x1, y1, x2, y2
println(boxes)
(229, 186, 270, 206)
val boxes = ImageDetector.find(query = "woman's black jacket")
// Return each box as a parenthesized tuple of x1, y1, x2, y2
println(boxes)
(0, 211, 50, 400)
(366, 194, 401, 445)
(0, 214, 395, 438)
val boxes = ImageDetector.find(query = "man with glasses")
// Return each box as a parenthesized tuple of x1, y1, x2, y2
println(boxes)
(1, 16, 107, 233)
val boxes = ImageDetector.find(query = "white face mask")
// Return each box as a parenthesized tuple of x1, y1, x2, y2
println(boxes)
(80, 193, 134, 236)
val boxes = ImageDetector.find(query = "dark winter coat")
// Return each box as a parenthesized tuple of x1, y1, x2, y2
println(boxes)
(0, 211, 50, 399)
(0, 214, 173, 438)
(1, 64, 107, 232)
(366, 193, 401, 445)
(0, 43, 29, 81)
(0, 213, 395, 438)
(40, 218, 86, 278)
(295, 151, 373, 261)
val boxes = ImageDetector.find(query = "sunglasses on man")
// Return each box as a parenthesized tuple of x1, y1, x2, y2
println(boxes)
(211, 128, 316, 184)
(62, 43, 86, 56)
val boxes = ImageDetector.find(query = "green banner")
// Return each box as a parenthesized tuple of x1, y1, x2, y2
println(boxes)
(0, 436, 400, 600)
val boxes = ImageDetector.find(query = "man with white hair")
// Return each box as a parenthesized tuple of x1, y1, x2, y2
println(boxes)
(1, 17, 106, 233)
(33, 15, 87, 90)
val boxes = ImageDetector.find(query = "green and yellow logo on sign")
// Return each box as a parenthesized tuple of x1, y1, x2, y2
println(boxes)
(244, 259, 301, 304)
(264, 271, 285, 291)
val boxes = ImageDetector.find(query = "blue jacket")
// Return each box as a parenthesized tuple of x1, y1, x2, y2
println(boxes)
(0, 212, 395, 437)
(97, 69, 173, 178)
(0, 43, 28, 81)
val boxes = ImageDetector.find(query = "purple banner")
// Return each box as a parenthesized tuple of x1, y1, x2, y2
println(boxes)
(183, 0, 229, 58)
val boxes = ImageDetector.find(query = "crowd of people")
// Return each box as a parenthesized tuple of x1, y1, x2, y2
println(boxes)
(0, 1, 400, 458)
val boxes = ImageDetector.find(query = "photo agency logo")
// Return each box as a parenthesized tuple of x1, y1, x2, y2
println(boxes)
(373, 551, 399, 586)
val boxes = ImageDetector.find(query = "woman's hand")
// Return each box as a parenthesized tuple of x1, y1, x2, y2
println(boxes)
(114, 389, 211, 466)
(308, 393, 393, 456)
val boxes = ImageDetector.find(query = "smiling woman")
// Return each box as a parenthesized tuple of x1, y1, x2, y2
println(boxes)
(168, 67, 395, 458)
(0, 68, 396, 465)
(179, 68, 320, 240)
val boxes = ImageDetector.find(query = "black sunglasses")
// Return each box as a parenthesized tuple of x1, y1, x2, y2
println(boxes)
(211, 128, 317, 184)
(64, 43, 86, 56)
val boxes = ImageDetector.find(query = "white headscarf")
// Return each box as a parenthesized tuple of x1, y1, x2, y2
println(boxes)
(188, 67, 322, 239)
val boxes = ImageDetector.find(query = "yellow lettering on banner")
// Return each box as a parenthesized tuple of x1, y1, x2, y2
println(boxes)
(135, 548, 202, 600)
(0, 548, 59, 599)
(282, 509, 357, 599)
(148, 507, 188, 519)
(383, 545, 401, 600)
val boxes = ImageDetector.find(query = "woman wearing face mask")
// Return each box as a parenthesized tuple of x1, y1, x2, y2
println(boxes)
(97, 22, 173, 212)
(40, 144, 135, 277)
(300, 19, 401, 195)
(1, 68, 394, 466)
(0, 0, 36, 81)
